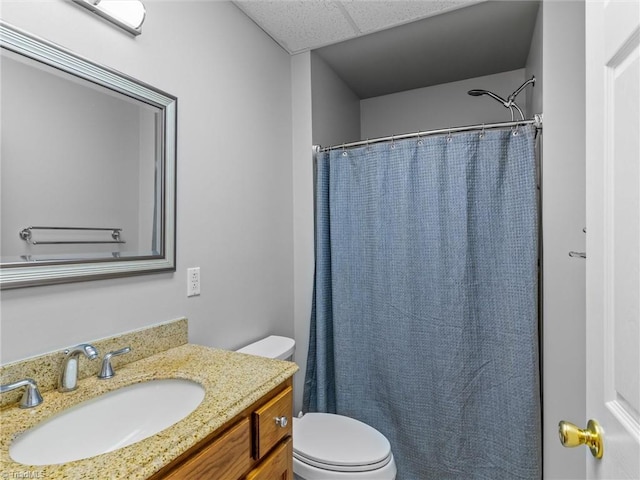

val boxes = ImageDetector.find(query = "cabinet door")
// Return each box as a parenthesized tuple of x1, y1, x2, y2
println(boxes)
(253, 386, 292, 459)
(245, 437, 293, 480)
(163, 418, 251, 480)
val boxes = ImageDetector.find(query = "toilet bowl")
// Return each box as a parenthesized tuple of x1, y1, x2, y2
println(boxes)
(237, 336, 397, 480)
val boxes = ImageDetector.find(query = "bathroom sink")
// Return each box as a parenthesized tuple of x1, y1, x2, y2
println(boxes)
(9, 378, 205, 466)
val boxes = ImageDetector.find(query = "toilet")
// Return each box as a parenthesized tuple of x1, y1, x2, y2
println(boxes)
(237, 336, 397, 480)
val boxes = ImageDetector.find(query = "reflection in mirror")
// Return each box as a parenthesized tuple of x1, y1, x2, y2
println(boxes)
(0, 22, 176, 288)
(1, 50, 161, 262)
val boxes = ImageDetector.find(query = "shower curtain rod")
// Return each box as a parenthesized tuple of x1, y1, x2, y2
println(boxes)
(315, 113, 542, 152)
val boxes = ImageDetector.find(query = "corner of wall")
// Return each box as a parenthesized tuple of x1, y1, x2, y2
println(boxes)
(291, 51, 314, 414)
(310, 52, 361, 147)
(525, 2, 543, 118)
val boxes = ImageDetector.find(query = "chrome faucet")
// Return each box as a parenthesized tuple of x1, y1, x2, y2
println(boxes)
(58, 343, 99, 392)
(0, 378, 43, 408)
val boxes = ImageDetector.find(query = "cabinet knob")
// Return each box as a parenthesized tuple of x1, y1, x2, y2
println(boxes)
(275, 416, 288, 428)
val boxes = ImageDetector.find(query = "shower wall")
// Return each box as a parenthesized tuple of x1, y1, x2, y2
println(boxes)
(360, 68, 528, 139)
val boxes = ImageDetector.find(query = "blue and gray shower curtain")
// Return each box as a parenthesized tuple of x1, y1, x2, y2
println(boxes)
(304, 125, 541, 479)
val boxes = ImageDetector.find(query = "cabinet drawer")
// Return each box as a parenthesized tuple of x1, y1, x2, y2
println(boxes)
(163, 417, 251, 480)
(245, 437, 293, 480)
(252, 386, 292, 459)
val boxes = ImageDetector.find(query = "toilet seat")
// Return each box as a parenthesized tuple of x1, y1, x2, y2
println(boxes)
(293, 413, 392, 473)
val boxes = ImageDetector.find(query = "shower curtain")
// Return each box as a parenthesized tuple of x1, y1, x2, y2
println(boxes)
(304, 125, 541, 479)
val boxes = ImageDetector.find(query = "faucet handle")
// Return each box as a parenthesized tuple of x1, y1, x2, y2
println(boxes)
(98, 346, 131, 379)
(0, 378, 43, 408)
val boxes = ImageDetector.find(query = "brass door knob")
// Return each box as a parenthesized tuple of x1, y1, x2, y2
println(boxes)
(558, 419, 604, 459)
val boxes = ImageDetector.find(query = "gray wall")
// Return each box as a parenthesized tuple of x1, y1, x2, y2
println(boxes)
(540, 1, 586, 478)
(138, 108, 158, 252)
(0, 1, 294, 363)
(311, 52, 361, 147)
(525, 4, 543, 119)
(292, 51, 314, 414)
(360, 69, 528, 139)
(291, 51, 361, 412)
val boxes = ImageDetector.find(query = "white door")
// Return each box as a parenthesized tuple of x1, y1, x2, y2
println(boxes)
(584, 0, 640, 478)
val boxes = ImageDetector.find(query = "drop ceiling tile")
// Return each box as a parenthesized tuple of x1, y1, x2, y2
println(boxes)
(340, 0, 483, 34)
(234, 1, 358, 53)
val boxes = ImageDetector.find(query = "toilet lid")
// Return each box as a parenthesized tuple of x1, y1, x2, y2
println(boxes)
(293, 413, 392, 472)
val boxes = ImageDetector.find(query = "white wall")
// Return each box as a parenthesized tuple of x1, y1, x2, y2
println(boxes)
(0, 1, 294, 363)
(360, 69, 528, 139)
(540, 1, 586, 478)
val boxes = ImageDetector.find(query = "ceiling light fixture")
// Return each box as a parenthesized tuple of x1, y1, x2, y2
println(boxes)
(72, 0, 146, 36)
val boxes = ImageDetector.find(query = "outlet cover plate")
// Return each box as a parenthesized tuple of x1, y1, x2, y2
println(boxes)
(187, 267, 200, 297)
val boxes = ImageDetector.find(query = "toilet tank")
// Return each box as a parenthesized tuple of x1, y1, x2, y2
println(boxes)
(236, 335, 295, 361)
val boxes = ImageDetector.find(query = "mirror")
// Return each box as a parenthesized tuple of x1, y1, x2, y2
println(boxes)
(0, 22, 176, 288)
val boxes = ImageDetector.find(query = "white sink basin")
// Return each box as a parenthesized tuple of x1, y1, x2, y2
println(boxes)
(10, 378, 205, 466)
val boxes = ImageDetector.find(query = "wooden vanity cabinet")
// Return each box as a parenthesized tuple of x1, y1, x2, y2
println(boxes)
(149, 379, 293, 480)
(246, 438, 292, 480)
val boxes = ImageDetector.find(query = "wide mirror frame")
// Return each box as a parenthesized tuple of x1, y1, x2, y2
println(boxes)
(0, 22, 177, 289)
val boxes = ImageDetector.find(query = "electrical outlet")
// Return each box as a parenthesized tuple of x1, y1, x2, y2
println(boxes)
(187, 267, 200, 297)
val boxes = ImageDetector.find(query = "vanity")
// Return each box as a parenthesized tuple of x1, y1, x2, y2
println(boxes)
(0, 323, 298, 480)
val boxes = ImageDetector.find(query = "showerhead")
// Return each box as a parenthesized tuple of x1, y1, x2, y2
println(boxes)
(467, 89, 508, 105)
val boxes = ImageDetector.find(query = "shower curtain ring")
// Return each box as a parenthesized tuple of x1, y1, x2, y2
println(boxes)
(480, 124, 485, 139)
(342, 143, 347, 156)
(391, 134, 396, 148)
(447, 129, 452, 142)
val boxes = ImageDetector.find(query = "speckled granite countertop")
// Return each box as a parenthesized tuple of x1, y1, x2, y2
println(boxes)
(0, 344, 298, 479)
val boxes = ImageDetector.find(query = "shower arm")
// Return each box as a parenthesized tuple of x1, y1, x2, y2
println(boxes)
(508, 76, 536, 104)
(507, 76, 535, 121)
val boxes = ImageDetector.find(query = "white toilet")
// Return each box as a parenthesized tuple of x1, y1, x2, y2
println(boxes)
(237, 336, 397, 480)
